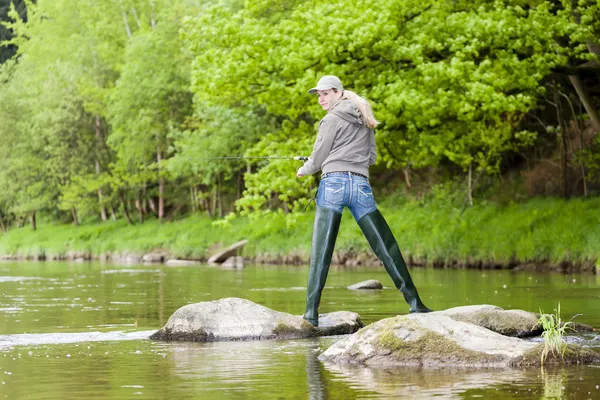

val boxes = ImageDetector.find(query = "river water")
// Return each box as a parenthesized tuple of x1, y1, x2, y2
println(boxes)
(0, 261, 599, 399)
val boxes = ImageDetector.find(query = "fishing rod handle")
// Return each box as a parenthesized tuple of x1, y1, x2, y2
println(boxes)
(293, 156, 309, 162)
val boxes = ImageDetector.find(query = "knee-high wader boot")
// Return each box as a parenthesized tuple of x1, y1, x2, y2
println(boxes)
(303, 206, 342, 326)
(357, 209, 432, 313)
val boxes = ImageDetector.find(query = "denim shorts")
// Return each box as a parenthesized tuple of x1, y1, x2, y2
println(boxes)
(316, 172, 377, 221)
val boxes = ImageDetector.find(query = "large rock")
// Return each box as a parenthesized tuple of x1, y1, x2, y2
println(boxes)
(165, 259, 199, 267)
(319, 313, 600, 368)
(439, 305, 597, 337)
(347, 280, 383, 290)
(142, 251, 169, 263)
(207, 240, 248, 265)
(315, 311, 364, 336)
(149, 298, 363, 342)
(438, 305, 542, 337)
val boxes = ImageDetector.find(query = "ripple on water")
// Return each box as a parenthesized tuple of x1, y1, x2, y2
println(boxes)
(249, 287, 306, 292)
(0, 276, 43, 283)
(100, 269, 159, 274)
(0, 330, 156, 349)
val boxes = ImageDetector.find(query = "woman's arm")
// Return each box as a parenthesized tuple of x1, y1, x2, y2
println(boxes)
(297, 116, 338, 176)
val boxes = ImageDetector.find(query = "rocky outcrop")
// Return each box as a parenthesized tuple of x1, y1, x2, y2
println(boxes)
(347, 280, 383, 290)
(438, 305, 542, 337)
(207, 240, 248, 265)
(319, 313, 600, 368)
(149, 297, 363, 342)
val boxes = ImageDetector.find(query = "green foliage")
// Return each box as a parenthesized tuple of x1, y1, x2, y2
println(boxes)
(537, 303, 574, 364)
(1, 196, 599, 268)
(1, 0, 599, 227)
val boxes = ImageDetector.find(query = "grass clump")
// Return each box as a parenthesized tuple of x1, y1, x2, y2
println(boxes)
(537, 303, 575, 364)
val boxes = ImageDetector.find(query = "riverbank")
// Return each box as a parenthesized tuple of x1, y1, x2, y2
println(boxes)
(0, 197, 599, 272)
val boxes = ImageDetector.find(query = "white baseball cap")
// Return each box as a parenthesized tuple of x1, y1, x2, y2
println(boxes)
(308, 75, 344, 94)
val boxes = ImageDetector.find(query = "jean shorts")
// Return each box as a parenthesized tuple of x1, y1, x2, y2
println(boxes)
(316, 172, 377, 221)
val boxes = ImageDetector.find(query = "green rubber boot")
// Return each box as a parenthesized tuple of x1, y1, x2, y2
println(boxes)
(357, 209, 432, 313)
(303, 206, 342, 326)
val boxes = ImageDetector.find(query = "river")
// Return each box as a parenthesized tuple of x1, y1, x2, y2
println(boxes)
(1, 261, 599, 399)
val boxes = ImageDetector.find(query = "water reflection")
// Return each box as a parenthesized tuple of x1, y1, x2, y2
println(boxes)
(306, 343, 326, 400)
(165, 339, 336, 397)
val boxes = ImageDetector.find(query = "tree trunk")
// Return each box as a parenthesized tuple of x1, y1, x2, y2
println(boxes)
(142, 184, 148, 215)
(157, 146, 164, 220)
(135, 190, 144, 224)
(95, 116, 108, 221)
(119, 0, 132, 38)
(210, 183, 217, 217)
(148, 196, 158, 217)
(191, 186, 197, 212)
(72, 208, 79, 228)
(553, 85, 569, 198)
(150, 0, 156, 29)
(30, 212, 36, 231)
(119, 191, 134, 225)
(0, 213, 6, 235)
(130, 7, 141, 28)
(467, 164, 474, 207)
(109, 205, 117, 221)
(96, 161, 108, 221)
(560, 90, 588, 196)
(568, 75, 600, 133)
(403, 167, 412, 188)
(217, 172, 223, 218)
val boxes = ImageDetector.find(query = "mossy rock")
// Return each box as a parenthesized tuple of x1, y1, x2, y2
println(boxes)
(439, 305, 542, 337)
(149, 298, 362, 342)
(320, 313, 539, 368)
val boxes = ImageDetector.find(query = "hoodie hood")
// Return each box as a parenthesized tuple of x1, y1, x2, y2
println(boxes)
(329, 99, 363, 126)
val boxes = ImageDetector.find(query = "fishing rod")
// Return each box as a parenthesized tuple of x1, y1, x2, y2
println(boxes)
(184, 156, 309, 162)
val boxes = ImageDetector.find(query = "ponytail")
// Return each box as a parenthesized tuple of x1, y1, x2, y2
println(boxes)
(341, 90, 380, 129)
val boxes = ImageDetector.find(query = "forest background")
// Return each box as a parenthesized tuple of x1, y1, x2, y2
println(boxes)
(0, 0, 599, 270)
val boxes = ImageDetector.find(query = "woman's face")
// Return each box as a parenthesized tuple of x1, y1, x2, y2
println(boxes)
(317, 89, 342, 111)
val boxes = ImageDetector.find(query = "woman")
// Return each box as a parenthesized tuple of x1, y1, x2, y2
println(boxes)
(297, 75, 432, 327)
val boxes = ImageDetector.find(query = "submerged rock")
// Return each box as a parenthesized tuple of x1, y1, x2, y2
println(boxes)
(319, 313, 600, 368)
(438, 305, 542, 337)
(221, 256, 244, 269)
(347, 280, 383, 290)
(149, 297, 362, 342)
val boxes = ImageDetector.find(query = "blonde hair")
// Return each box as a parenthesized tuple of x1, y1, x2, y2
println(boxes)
(340, 90, 380, 129)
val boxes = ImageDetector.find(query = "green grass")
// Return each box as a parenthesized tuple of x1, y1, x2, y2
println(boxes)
(537, 303, 575, 364)
(1, 196, 599, 269)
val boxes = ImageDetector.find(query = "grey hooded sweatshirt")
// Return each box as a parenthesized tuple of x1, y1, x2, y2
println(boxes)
(297, 99, 376, 178)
